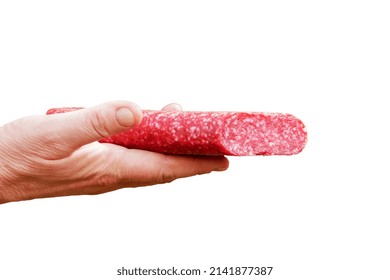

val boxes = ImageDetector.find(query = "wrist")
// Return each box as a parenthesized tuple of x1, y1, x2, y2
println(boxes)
(0, 176, 11, 204)
(0, 160, 20, 204)
(0, 170, 13, 204)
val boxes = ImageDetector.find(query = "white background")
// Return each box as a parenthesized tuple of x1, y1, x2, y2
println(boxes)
(0, 1, 389, 279)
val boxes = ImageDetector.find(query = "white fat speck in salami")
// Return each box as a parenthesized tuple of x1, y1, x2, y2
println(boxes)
(46, 108, 307, 156)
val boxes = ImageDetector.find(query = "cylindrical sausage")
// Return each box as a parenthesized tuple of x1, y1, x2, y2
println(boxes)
(47, 108, 307, 156)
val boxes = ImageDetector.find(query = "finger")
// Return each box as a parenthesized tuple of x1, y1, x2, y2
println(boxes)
(161, 103, 182, 112)
(117, 149, 229, 185)
(43, 101, 143, 152)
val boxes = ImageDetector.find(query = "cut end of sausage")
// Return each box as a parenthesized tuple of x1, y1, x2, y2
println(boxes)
(218, 113, 307, 156)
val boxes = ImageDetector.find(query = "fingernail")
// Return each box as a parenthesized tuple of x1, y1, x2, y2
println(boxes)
(116, 107, 135, 127)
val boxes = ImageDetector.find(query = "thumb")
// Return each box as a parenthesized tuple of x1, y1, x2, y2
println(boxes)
(45, 101, 142, 152)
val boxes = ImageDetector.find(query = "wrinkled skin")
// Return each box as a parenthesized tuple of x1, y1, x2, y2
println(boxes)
(0, 101, 229, 204)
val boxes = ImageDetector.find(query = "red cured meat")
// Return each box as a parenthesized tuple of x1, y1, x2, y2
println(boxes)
(47, 108, 307, 156)
(46, 107, 83, 114)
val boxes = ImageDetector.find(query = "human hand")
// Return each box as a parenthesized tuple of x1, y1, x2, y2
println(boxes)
(0, 101, 229, 204)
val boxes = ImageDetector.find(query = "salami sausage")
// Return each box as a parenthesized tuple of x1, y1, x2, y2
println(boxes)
(47, 108, 307, 156)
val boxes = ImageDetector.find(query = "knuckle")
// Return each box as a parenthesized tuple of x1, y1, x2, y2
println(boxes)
(87, 110, 111, 139)
(156, 156, 177, 183)
(158, 170, 176, 184)
(1, 116, 70, 160)
(1, 117, 34, 142)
